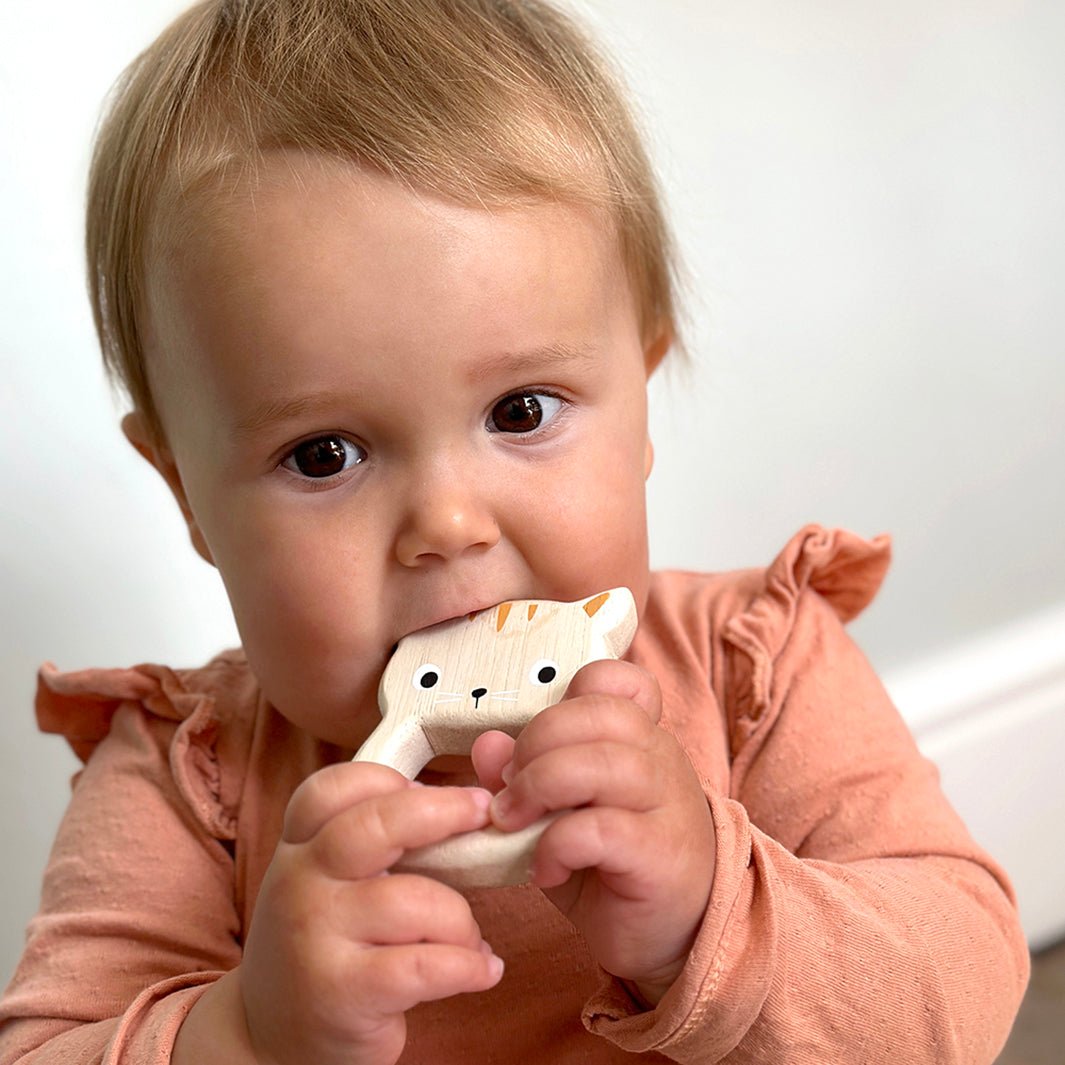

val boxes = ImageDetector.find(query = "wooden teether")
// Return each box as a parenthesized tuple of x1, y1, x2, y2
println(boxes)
(353, 588, 637, 888)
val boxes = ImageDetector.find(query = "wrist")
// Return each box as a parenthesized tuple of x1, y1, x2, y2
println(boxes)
(624, 977, 669, 1010)
(173, 969, 265, 1065)
(622, 954, 688, 1010)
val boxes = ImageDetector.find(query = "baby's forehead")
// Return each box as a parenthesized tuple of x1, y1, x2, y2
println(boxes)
(147, 153, 628, 300)
(139, 154, 641, 421)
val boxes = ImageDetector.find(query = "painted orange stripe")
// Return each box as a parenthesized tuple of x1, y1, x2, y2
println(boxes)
(583, 592, 610, 618)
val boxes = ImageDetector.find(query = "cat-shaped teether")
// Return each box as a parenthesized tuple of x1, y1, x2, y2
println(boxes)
(353, 588, 637, 888)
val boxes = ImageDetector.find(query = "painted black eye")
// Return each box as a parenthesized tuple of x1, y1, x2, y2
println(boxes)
(412, 664, 442, 690)
(529, 659, 559, 686)
(283, 435, 364, 479)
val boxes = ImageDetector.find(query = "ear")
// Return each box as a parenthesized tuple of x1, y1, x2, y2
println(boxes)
(641, 322, 670, 479)
(122, 411, 215, 566)
(642, 320, 673, 377)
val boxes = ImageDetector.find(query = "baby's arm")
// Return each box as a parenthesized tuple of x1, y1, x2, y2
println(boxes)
(174, 763, 503, 1065)
(0, 704, 501, 1065)
(686, 590, 1029, 1063)
(477, 587, 1028, 1064)
(0, 702, 239, 1064)
(582, 589, 1027, 1064)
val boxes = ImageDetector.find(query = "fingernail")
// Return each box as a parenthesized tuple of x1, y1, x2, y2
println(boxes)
(479, 939, 505, 981)
(491, 789, 514, 824)
(500, 760, 514, 786)
(468, 788, 493, 814)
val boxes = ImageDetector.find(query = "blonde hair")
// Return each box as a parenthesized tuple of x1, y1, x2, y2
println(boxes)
(87, 0, 681, 441)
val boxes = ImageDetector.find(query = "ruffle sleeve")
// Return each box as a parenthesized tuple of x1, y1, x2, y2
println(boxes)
(720, 524, 891, 759)
(1, 653, 257, 1064)
(34, 652, 255, 840)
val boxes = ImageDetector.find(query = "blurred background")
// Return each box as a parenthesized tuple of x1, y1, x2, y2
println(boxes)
(2, 0, 1063, 1049)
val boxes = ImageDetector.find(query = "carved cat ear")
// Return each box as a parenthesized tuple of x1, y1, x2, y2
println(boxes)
(582, 587, 638, 661)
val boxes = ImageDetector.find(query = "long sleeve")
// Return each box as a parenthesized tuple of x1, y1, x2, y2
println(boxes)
(0, 698, 242, 1064)
(585, 528, 1029, 1063)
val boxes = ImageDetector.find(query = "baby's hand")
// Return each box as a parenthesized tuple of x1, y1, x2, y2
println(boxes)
(238, 762, 503, 1065)
(473, 661, 715, 1007)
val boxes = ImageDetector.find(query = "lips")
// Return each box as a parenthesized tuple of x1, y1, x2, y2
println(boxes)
(402, 597, 505, 637)
(386, 593, 508, 651)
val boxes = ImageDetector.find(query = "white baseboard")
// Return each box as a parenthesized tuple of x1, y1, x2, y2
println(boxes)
(886, 603, 1065, 951)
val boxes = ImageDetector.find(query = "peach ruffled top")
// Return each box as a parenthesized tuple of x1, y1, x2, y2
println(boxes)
(0, 527, 1029, 1064)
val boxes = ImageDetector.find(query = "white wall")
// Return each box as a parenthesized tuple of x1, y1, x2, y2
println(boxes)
(2, 0, 1064, 983)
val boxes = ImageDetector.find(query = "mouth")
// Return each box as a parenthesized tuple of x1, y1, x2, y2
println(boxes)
(389, 595, 513, 652)
(414, 600, 502, 633)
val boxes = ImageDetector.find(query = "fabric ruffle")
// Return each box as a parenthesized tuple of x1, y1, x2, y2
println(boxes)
(721, 524, 890, 756)
(35, 653, 249, 839)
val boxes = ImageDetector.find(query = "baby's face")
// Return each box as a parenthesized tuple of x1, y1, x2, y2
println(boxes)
(138, 154, 659, 748)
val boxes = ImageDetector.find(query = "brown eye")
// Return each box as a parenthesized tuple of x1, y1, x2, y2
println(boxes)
(488, 392, 562, 434)
(284, 435, 364, 479)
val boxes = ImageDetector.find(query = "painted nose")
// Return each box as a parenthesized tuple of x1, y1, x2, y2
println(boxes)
(471, 687, 488, 701)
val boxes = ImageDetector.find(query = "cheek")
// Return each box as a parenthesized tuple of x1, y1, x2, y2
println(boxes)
(216, 542, 388, 744)
(527, 433, 650, 592)
(207, 505, 381, 668)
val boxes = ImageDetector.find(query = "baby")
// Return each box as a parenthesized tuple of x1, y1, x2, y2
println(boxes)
(0, 1, 1029, 1063)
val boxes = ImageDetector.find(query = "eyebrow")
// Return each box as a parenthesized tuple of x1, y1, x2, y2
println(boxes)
(469, 342, 597, 380)
(233, 392, 340, 438)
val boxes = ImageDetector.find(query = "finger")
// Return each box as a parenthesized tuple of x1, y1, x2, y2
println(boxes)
(470, 730, 515, 792)
(355, 942, 505, 1017)
(283, 761, 413, 844)
(564, 660, 662, 725)
(530, 806, 657, 890)
(342, 874, 485, 949)
(505, 691, 659, 781)
(491, 740, 663, 829)
(309, 785, 493, 879)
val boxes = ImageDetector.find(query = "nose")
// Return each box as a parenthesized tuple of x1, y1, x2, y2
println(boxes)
(471, 687, 487, 700)
(394, 479, 501, 567)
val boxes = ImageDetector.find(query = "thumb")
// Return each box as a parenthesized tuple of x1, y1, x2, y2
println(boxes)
(470, 730, 516, 792)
